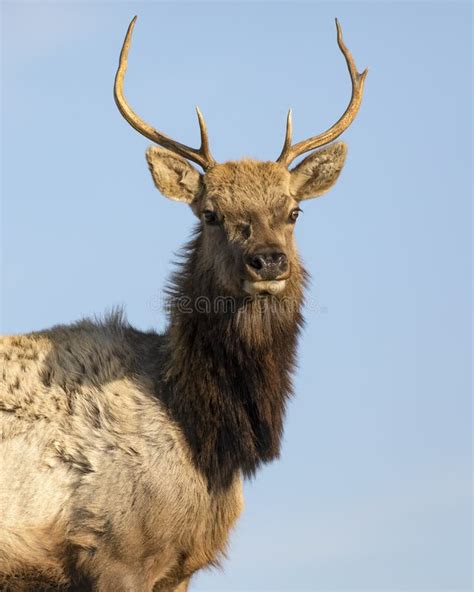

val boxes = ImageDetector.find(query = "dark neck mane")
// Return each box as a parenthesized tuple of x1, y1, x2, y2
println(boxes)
(159, 231, 305, 491)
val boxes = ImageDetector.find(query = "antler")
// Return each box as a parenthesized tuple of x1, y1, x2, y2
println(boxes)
(114, 17, 216, 170)
(277, 19, 368, 167)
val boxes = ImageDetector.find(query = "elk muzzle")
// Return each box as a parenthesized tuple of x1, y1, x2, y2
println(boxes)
(243, 250, 289, 295)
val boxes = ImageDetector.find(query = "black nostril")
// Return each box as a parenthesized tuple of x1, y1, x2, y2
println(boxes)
(248, 255, 264, 270)
(274, 253, 287, 268)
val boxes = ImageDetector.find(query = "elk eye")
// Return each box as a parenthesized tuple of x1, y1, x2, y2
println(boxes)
(203, 210, 219, 225)
(289, 208, 302, 223)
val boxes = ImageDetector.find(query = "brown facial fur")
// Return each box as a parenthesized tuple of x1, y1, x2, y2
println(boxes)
(147, 144, 347, 298)
(196, 160, 299, 296)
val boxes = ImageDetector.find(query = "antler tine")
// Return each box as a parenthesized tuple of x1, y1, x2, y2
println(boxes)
(279, 109, 293, 160)
(195, 106, 214, 166)
(114, 17, 216, 170)
(277, 19, 368, 167)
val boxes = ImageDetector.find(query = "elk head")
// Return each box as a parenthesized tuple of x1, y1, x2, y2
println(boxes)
(114, 17, 367, 298)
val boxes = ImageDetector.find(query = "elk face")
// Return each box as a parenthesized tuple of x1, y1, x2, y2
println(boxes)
(114, 16, 366, 297)
(200, 160, 298, 297)
(145, 145, 347, 296)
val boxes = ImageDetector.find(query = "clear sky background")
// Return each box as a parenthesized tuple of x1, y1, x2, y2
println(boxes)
(1, 1, 472, 590)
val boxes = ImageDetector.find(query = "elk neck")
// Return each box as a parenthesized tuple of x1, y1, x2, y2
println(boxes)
(155, 229, 306, 492)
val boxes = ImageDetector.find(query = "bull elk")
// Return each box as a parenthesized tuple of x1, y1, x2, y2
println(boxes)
(0, 16, 367, 592)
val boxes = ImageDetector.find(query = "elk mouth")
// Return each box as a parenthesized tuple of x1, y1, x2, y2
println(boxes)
(242, 279, 288, 296)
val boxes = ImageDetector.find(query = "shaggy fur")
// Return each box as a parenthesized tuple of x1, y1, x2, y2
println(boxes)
(161, 231, 305, 490)
(1, 145, 346, 591)
(0, 316, 243, 591)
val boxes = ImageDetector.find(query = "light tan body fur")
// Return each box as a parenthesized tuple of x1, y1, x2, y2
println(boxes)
(0, 317, 243, 591)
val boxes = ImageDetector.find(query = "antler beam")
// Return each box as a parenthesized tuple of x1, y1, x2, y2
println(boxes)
(277, 19, 368, 167)
(114, 17, 216, 170)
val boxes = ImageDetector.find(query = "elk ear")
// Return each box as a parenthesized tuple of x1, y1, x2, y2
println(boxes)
(289, 141, 347, 201)
(146, 147, 203, 204)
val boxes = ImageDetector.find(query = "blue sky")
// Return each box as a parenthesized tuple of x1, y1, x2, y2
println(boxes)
(1, 1, 472, 590)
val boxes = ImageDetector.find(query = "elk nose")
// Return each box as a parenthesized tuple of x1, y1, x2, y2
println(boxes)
(246, 252, 288, 280)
